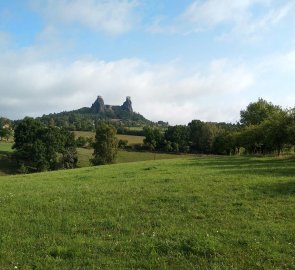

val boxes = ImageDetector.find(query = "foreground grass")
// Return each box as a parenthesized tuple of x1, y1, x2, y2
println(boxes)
(0, 156, 294, 269)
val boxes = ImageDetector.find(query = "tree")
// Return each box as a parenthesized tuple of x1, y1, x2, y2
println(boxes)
(189, 120, 220, 153)
(164, 125, 190, 152)
(287, 108, 295, 147)
(13, 117, 77, 172)
(261, 110, 291, 155)
(143, 127, 164, 151)
(212, 132, 233, 155)
(92, 122, 118, 165)
(238, 124, 265, 154)
(240, 98, 281, 126)
(118, 139, 128, 149)
(0, 127, 12, 141)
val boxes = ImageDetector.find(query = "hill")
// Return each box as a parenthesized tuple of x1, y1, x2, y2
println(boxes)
(37, 96, 151, 131)
(0, 156, 294, 269)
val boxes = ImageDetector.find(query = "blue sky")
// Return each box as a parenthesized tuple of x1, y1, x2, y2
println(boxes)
(0, 0, 294, 124)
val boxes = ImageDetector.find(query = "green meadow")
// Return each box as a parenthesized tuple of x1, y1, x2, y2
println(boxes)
(0, 156, 294, 269)
(0, 141, 182, 174)
(74, 131, 144, 145)
(77, 147, 186, 167)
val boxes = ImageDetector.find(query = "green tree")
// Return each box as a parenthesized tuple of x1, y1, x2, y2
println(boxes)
(240, 98, 281, 126)
(189, 120, 220, 153)
(143, 127, 164, 151)
(287, 108, 295, 147)
(0, 127, 12, 141)
(212, 132, 233, 155)
(118, 139, 128, 149)
(164, 125, 190, 152)
(13, 117, 77, 172)
(238, 125, 265, 154)
(261, 110, 291, 155)
(92, 122, 118, 165)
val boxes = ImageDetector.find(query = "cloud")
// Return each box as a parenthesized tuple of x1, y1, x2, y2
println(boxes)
(149, 0, 294, 39)
(0, 50, 254, 124)
(30, 0, 139, 35)
(182, 0, 271, 27)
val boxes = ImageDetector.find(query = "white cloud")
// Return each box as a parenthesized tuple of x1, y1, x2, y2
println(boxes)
(0, 51, 254, 124)
(150, 0, 294, 39)
(31, 0, 139, 35)
(182, 0, 271, 27)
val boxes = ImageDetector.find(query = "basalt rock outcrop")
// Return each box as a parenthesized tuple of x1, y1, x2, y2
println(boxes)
(37, 95, 149, 130)
(121, 96, 133, 113)
(91, 96, 134, 115)
(91, 96, 105, 114)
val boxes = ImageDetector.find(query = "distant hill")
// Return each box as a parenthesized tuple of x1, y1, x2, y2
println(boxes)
(37, 96, 151, 131)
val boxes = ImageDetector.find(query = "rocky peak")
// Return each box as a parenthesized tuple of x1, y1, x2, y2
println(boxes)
(91, 96, 105, 113)
(121, 96, 133, 113)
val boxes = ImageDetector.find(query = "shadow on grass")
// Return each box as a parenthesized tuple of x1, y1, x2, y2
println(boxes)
(252, 180, 295, 196)
(182, 156, 295, 178)
(0, 152, 18, 175)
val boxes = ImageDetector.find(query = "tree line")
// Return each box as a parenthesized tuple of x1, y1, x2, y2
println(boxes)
(143, 99, 295, 155)
(2, 98, 294, 174)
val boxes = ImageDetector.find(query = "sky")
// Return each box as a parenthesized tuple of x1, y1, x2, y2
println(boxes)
(0, 0, 294, 125)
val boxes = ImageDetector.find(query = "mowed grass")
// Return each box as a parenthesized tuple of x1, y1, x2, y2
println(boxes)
(74, 131, 144, 145)
(0, 156, 294, 269)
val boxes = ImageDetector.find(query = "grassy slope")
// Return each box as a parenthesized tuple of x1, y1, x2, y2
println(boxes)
(0, 156, 294, 269)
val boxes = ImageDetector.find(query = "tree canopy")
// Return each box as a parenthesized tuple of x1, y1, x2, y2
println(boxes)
(13, 117, 77, 172)
(92, 122, 118, 165)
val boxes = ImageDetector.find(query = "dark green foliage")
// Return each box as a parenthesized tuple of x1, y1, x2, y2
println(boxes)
(118, 139, 128, 149)
(76, 136, 88, 147)
(140, 99, 294, 156)
(37, 102, 150, 131)
(92, 122, 118, 165)
(143, 127, 165, 151)
(287, 108, 295, 145)
(13, 117, 78, 172)
(189, 121, 220, 153)
(260, 110, 290, 155)
(212, 132, 234, 155)
(165, 125, 190, 152)
(0, 127, 12, 141)
(237, 101, 295, 155)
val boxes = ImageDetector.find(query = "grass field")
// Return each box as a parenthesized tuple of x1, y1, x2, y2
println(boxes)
(74, 131, 144, 145)
(0, 156, 294, 269)
(77, 147, 186, 167)
(0, 141, 181, 174)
